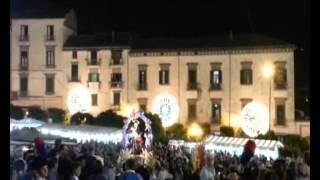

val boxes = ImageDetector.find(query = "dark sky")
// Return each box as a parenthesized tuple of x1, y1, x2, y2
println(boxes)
(11, 0, 310, 89)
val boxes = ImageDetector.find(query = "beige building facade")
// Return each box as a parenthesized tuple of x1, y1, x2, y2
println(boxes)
(10, 9, 308, 135)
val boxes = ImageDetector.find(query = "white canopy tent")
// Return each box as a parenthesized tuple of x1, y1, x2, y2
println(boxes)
(38, 124, 123, 144)
(204, 135, 284, 159)
(10, 118, 46, 132)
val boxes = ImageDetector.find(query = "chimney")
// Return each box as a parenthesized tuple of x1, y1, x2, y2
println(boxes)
(112, 31, 115, 43)
(229, 31, 233, 41)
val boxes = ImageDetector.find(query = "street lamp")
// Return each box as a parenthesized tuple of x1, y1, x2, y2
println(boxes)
(263, 64, 274, 135)
(187, 123, 203, 141)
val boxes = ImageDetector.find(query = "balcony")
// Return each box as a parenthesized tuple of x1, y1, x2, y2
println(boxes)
(110, 81, 123, 88)
(86, 58, 101, 66)
(109, 59, 124, 66)
(69, 76, 80, 83)
(87, 81, 101, 90)
(46, 64, 56, 69)
(187, 83, 199, 91)
(19, 65, 28, 71)
(45, 35, 55, 42)
(19, 35, 29, 42)
(20, 91, 28, 97)
(274, 82, 288, 90)
(209, 83, 222, 91)
(137, 84, 148, 91)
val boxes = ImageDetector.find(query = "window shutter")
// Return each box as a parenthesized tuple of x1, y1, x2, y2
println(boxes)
(165, 70, 169, 84)
(218, 70, 222, 83)
(159, 71, 162, 84)
(210, 70, 213, 85)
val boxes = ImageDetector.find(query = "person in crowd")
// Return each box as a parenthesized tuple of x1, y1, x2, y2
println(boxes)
(69, 162, 82, 180)
(57, 145, 73, 180)
(102, 156, 116, 180)
(48, 139, 62, 158)
(119, 158, 143, 180)
(22, 157, 48, 180)
(200, 155, 216, 180)
(34, 137, 48, 160)
(12, 146, 28, 180)
(47, 157, 59, 180)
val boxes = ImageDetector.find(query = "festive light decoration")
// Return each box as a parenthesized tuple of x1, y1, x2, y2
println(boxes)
(10, 118, 46, 132)
(67, 86, 92, 115)
(152, 94, 179, 127)
(240, 101, 269, 137)
(187, 123, 203, 139)
(38, 124, 122, 143)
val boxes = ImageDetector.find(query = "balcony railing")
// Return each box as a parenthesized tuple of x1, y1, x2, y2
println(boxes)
(46, 64, 56, 68)
(110, 81, 123, 88)
(20, 91, 28, 97)
(69, 76, 80, 82)
(111, 104, 121, 111)
(137, 84, 148, 91)
(210, 83, 222, 90)
(86, 58, 101, 66)
(274, 83, 288, 90)
(187, 83, 199, 90)
(46, 35, 55, 41)
(109, 59, 123, 65)
(19, 65, 28, 71)
(19, 35, 29, 42)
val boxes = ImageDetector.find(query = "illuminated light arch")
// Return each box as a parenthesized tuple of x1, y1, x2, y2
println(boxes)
(240, 101, 269, 138)
(151, 93, 179, 127)
(67, 86, 92, 115)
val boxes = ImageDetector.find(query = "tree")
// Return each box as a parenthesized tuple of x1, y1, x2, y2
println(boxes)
(47, 108, 65, 124)
(70, 112, 84, 125)
(220, 126, 234, 137)
(10, 104, 24, 120)
(144, 112, 164, 137)
(83, 113, 95, 125)
(167, 123, 187, 139)
(95, 110, 125, 128)
(27, 106, 48, 122)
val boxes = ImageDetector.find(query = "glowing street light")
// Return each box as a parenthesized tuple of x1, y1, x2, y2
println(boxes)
(187, 123, 203, 141)
(263, 64, 274, 134)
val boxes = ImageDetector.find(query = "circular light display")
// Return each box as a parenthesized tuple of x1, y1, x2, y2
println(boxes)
(240, 101, 269, 137)
(152, 94, 179, 127)
(67, 86, 92, 115)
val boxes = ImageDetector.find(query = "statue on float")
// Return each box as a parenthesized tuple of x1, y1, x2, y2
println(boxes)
(122, 110, 153, 154)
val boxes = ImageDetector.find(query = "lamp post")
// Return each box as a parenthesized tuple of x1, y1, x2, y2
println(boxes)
(263, 64, 274, 135)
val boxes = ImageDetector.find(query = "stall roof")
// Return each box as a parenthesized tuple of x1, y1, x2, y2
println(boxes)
(204, 135, 284, 150)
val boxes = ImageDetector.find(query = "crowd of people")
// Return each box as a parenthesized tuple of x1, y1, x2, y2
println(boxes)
(10, 138, 310, 180)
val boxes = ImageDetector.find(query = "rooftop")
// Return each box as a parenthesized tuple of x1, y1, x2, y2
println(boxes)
(11, 8, 72, 19)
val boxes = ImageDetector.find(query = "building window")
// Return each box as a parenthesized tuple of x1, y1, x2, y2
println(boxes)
(138, 98, 148, 112)
(276, 98, 286, 126)
(45, 74, 55, 94)
(90, 50, 98, 65)
(240, 98, 252, 109)
(211, 99, 222, 124)
(274, 62, 287, 90)
(71, 63, 78, 81)
(88, 73, 100, 82)
(92, 94, 98, 106)
(72, 51, 77, 59)
(111, 73, 123, 88)
(46, 25, 54, 41)
(210, 63, 222, 90)
(20, 75, 28, 97)
(187, 63, 198, 90)
(159, 64, 170, 85)
(138, 65, 147, 90)
(111, 50, 122, 65)
(188, 99, 197, 121)
(20, 25, 28, 41)
(240, 62, 253, 85)
(46, 46, 55, 67)
(20, 47, 29, 70)
(113, 92, 120, 106)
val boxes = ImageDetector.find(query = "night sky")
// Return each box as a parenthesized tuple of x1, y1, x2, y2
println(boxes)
(11, 0, 310, 97)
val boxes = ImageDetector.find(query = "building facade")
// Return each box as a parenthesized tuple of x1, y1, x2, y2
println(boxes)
(10, 9, 306, 135)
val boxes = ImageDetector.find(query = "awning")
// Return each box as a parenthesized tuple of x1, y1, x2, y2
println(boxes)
(38, 124, 123, 143)
(203, 135, 284, 159)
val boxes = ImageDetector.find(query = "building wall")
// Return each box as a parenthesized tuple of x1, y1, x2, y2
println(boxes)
(127, 49, 295, 133)
(10, 17, 76, 109)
